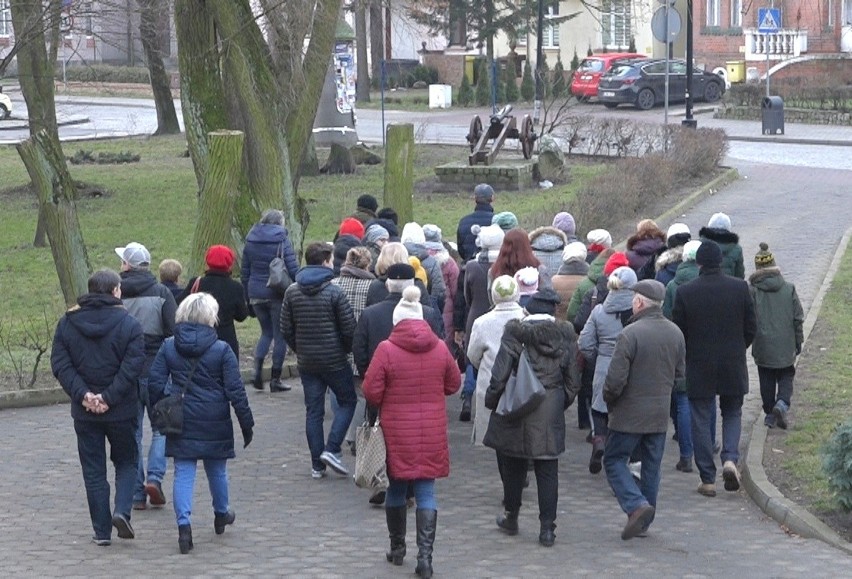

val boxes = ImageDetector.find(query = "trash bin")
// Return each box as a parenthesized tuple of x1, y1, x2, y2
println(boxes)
(761, 96, 784, 135)
(429, 84, 452, 109)
(726, 61, 745, 84)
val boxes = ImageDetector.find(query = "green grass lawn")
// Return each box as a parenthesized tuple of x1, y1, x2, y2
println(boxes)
(778, 244, 852, 511)
(0, 135, 599, 383)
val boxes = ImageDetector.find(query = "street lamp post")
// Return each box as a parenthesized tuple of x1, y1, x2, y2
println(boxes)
(682, 0, 697, 128)
(532, 0, 545, 125)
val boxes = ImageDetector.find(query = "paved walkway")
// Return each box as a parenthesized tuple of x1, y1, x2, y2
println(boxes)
(2, 158, 852, 576)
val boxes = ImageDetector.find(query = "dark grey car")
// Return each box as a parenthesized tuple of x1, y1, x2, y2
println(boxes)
(597, 59, 726, 110)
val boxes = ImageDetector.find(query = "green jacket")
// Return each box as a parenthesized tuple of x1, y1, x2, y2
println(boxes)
(699, 227, 745, 279)
(663, 261, 700, 320)
(566, 252, 607, 322)
(749, 267, 804, 368)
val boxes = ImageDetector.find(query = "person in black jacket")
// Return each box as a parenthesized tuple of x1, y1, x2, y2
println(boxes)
(672, 241, 756, 498)
(51, 269, 145, 546)
(116, 241, 176, 511)
(456, 183, 495, 262)
(148, 292, 254, 554)
(179, 245, 249, 362)
(281, 242, 358, 479)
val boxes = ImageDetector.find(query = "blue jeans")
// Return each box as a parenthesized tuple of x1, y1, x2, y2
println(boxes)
(462, 363, 477, 398)
(134, 392, 166, 503)
(300, 367, 357, 471)
(386, 478, 437, 511)
(690, 395, 743, 484)
(675, 392, 693, 460)
(253, 300, 286, 370)
(74, 418, 137, 540)
(173, 458, 229, 527)
(604, 430, 666, 516)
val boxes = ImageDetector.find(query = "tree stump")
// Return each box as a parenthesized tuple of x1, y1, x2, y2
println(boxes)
(189, 130, 245, 275)
(351, 143, 382, 165)
(384, 124, 415, 224)
(321, 142, 356, 174)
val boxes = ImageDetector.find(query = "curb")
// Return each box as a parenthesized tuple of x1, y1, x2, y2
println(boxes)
(0, 364, 300, 411)
(727, 135, 852, 148)
(0, 115, 91, 132)
(742, 225, 852, 554)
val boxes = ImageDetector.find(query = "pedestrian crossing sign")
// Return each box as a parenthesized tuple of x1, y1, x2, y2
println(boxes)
(757, 7, 781, 33)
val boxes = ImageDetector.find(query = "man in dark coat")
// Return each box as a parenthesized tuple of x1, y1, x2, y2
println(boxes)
(116, 241, 177, 510)
(456, 183, 495, 262)
(603, 280, 685, 540)
(672, 241, 756, 498)
(281, 242, 358, 479)
(51, 269, 145, 545)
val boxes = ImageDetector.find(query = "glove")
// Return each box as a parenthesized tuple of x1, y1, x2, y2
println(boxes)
(795, 343, 802, 356)
(242, 427, 253, 449)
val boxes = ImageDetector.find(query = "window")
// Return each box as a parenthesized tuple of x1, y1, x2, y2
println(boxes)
(82, 1, 94, 36)
(827, 0, 833, 26)
(706, 0, 721, 26)
(543, 4, 559, 48)
(601, 0, 632, 49)
(731, 0, 743, 27)
(0, 0, 12, 36)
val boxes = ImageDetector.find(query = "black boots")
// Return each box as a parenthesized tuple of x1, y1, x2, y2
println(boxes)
(269, 367, 291, 392)
(589, 436, 606, 474)
(251, 358, 264, 390)
(385, 505, 407, 566)
(496, 510, 519, 535)
(178, 524, 193, 554)
(214, 509, 235, 535)
(415, 509, 437, 578)
(459, 396, 472, 422)
(539, 521, 556, 547)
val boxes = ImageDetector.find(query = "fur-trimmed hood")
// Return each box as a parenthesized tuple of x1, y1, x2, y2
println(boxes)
(626, 230, 666, 251)
(699, 226, 739, 245)
(656, 246, 684, 271)
(749, 266, 784, 291)
(529, 226, 568, 252)
(503, 316, 574, 359)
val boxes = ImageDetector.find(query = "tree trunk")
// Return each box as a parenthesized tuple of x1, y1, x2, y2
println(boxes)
(322, 143, 356, 174)
(189, 130, 245, 275)
(355, 0, 370, 102)
(384, 124, 414, 224)
(300, 135, 320, 177)
(369, 0, 383, 88)
(17, 131, 90, 306)
(140, 0, 180, 135)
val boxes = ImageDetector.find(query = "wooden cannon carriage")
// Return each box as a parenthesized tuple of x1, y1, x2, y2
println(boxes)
(465, 105, 537, 166)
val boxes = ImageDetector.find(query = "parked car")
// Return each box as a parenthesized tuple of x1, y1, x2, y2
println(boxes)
(597, 59, 726, 110)
(0, 87, 11, 120)
(570, 53, 647, 101)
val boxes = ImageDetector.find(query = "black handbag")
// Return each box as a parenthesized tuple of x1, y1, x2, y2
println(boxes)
(266, 242, 293, 294)
(496, 348, 546, 419)
(151, 358, 200, 436)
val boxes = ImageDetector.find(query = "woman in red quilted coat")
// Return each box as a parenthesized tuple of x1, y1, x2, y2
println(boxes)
(363, 285, 461, 579)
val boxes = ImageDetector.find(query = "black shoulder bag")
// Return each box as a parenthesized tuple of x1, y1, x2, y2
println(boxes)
(151, 358, 201, 436)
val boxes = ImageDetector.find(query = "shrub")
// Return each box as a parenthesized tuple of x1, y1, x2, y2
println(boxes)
(458, 74, 473, 106)
(726, 83, 765, 107)
(628, 36, 636, 53)
(475, 59, 490, 106)
(56, 64, 150, 84)
(69, 150, 141, 165)
(587, 46, 593, 57)
(552, 56, 566, 98)
(823, 419, 852, 512)
(405, 65, 439, 88)
(504, 59, 520, 103)
(666, 127, 728, 178)
(570, 48, 580, 72)
(520, 62, 534, 101)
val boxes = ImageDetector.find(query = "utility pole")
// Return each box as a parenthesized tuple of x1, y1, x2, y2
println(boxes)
(532, 0, 545, 125)
(682, 0, 697, 128)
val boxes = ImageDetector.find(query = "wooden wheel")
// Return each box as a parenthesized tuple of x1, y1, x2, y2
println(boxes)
(519, 115, 535, 159)
(467, 115, 483, 152)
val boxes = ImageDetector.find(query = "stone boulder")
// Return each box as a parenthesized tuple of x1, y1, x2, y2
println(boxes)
(536, 134, 565, 181)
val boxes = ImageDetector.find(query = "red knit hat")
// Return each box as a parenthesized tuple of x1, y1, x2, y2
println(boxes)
(604, 251, 630, 276)
(205, 245, 235, 272)
(338, 217, 365, 239)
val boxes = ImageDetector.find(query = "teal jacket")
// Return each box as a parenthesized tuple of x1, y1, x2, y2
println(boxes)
(749, 267, 804, 368)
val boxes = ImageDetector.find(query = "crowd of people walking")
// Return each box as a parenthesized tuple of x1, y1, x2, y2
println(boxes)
(49, 187, 804, 575)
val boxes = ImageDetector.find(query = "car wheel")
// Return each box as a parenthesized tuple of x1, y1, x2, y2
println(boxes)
(0, 104, 8, 120)
(704, 81, 722, 103)
(603, 102, 618, 109)
(636, 88, 655, 110)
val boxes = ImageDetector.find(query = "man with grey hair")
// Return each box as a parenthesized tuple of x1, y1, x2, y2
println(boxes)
(116, 242, 177, 510)
(603, 279, 685, 540)
(456, 183, 495, 262)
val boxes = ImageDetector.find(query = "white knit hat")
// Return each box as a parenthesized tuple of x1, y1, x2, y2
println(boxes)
(401, 222, 426, 245)
(393, 286, 423, 325)
(683, 240, 702, 262)
(666, 223, 691, 239)
(473, 224, 505, 251)
(514, 266, 539, 296)
(562, 241, 588, 263)
(491, 275, 520, 304)
(707, 212, 732, 231)
(586, 228, 612, 248)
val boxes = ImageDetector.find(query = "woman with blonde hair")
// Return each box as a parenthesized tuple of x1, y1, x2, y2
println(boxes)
(366, 242, 431, 307)
(148, 293, 254, 555)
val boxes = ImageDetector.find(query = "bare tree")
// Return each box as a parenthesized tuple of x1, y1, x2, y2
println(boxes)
(138, 0, 180, 135)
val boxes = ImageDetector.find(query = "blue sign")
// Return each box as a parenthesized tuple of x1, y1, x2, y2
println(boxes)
(757, 7, 781, 34)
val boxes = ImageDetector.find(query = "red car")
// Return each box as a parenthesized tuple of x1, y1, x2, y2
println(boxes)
(570, 53, 647, 101)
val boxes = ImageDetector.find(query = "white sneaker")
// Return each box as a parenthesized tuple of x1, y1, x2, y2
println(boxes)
(311, 468, 326, 480)
(320, 451, 349, 475)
